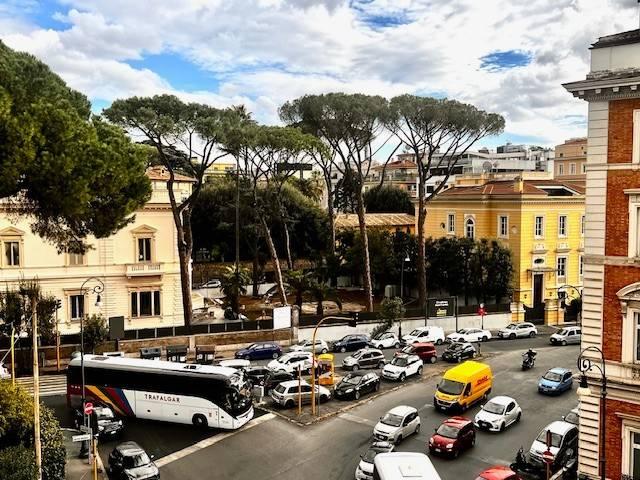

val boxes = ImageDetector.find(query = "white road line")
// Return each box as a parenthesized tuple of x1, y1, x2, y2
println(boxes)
(337, 412, 377, 428)
(155, 413, 276, 468)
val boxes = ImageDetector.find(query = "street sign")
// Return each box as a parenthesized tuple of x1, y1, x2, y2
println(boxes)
(72, 434, 91, 443)
(427, 297, 455, 318)
(80, 425, 91, 433)
(84, 402, 94, 415)
(477, 304, 486, 316)
(542, 449, 555, 464)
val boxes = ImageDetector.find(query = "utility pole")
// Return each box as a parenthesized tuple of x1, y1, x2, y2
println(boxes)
(10, 326, 15, 386)
(32, 295, 42, 480)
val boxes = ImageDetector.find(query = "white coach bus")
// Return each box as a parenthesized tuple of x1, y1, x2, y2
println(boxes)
(373, 453, 442, 480)
(67, 354, 253, 430)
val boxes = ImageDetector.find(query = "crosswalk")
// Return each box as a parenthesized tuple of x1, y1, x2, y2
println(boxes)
(15, 375, 67, 397)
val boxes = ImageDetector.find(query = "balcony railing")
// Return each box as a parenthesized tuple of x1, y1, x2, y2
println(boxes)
(126, 262, 163, 277)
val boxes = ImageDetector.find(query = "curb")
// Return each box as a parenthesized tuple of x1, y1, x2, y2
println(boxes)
(61, 428, 108, 480)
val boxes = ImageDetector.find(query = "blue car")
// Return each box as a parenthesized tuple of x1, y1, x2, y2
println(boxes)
(538, 367, 573, 395)
(235, 342, 282, 360)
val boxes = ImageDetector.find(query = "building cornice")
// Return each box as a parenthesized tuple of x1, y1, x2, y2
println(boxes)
(584, 254, 640, 267)
(563, 77, 640, 101)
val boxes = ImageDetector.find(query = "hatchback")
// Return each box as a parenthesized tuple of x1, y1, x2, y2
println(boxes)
(549, 326, 581, 346)
(234, 342, 282, 360)
(529, 421, 578, 471)
(333, 334, 370, 353)
(442, 342, 476, 363)
(262, 370, 295, 396)
(108, 441, 159, 480)
(270, 380, 331, 408)
(395, 342, 438, 364)
(538, 367, 573, 395)
(342, 348, 386, 371)
(428, 416, 475, 458)
(474, 396, 522, 432)
(334, 372, 380, 400)
(373, 406, 421, 444)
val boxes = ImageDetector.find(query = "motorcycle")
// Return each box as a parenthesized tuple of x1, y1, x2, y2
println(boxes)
(521, 350, 537, 370)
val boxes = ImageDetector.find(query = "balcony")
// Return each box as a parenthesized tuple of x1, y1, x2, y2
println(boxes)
(126, 262, 163, 277)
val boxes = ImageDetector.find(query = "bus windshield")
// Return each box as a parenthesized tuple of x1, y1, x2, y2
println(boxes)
(224, 388, 252, 415)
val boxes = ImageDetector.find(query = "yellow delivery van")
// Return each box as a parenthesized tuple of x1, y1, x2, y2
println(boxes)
(434, 361, 492, 412)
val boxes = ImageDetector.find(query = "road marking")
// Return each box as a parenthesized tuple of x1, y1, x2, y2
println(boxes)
(337, 412, 377, 428)
(155, 413, 276, 468)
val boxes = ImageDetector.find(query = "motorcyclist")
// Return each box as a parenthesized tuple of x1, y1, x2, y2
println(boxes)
(522, 348, 537, 368)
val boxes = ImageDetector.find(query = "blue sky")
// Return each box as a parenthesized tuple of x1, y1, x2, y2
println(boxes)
(1, 0, 636, 153)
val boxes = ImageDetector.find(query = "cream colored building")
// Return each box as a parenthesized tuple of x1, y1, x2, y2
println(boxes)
(0, 166, 191, 334)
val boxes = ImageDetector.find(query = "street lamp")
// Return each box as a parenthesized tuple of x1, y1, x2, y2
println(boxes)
(576, 346, 607, 480)
(399, 253, 410, 340)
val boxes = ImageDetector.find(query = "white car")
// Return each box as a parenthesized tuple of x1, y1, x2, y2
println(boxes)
(373, 405, 421, 444)
(355, 442, 394, 480)
(446, 328, 492, 343)
(371, 332, 401, 349)
(474, 395, 522, 432)
(270, 380, 331, 407)
(402, 326, 445, 345)
(0, 362, 10, 380)
(290, 339, 329, 354)
(267, 351, 315, 373)
(497, 322, 538, 339)
(382, 354, 422, 382)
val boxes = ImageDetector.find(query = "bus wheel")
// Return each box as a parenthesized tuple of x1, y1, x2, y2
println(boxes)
(192, 414, 208, 428)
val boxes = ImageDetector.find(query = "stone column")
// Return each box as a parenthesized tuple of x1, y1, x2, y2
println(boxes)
(544, 298, 561, 325)
(510, 301, 525, 323)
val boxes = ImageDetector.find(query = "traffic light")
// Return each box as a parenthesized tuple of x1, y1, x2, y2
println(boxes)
(348, 312, 359, 328)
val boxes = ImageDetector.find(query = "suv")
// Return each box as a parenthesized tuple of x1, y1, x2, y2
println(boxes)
(402, 326, 445, 345)
(373, 406, 421, 444)
(529, 421, 578, 472)
(550, 326, 581, 346)
(442, 342, 476, 363)
(396, 342, 438, 364)
(234, 342, 282, 360)
(429, 416, 476, 458)
(382, 354, 422, 382)
(108, 441, 159, 480)
(497, 322, 537, 339)
(270, 380, 331, 408)
(333, 334, 370, 353)
(342, 348, 386, 371)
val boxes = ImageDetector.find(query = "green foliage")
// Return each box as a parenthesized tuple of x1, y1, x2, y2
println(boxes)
(0, 41, 151, 253)
(221, 266, 251, 313)
(82, 314, 108, 353)
(284, 270, 313, 308)
(364, 185, 414, 214)
(0, 282, 57, 344)
(0, 445, 36, 480)
(371, 297, 405, 339)
(0, 382, 65, 480)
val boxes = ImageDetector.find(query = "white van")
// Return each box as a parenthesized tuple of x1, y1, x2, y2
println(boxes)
(373, 452, 441, 480)
(402, 327, 445, 345)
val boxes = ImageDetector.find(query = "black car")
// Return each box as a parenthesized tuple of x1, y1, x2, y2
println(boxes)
(74, 405, 124, 439)
(332, 334, 370, 353)
(245, 367, 273, 387)
(108, 441, 159, 480)
(342, 348, 386, 371)
(263, 370, 296, 395)
(334, 372, 380, 400)
(442, 342, 476, 363)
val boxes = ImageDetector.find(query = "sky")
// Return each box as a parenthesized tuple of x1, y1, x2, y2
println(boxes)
(1, 0, 639, 156)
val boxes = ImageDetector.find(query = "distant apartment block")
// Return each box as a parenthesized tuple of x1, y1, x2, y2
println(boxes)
(553, 137, 587, 187)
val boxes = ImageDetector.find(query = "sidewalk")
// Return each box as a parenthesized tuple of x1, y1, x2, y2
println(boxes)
(62, 429, 106, 480)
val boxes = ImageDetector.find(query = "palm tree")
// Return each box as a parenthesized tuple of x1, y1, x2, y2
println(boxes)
(309, 281, 342, 315)
(221, 266, 251, 314)
(284, 270, 314, 309)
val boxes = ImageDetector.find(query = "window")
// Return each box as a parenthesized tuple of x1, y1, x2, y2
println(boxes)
(579, 255, 584, 278)
(535, 216, 544, 237)
(498, 215, 508, 238)
(131, 290, 161, 317)
(570, 163, 576, 175)
(558, 215, 567, 237)
(581, 215, 585, 236)
(631, 430, 640, 478)
(70, 294, 84, 321)
(633, 109, 640, 164)
(4, 241, 19, 266)
(581, 163, 587, 174)
(137, 238, 152, 262)
(465, 218, 475, 239)
(636, 312, 640, 364)
(557, 256, 567, 279)
(447, 214, 455, 234)
(68, 253, 85, 266)
(558, 164, 564, 175)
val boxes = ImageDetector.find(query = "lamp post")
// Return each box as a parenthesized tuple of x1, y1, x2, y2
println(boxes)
(557, 284, 582, 325)
(576, 346, 607, 480)
(79, 277, 104, 427)
(399, 253, 410, 340)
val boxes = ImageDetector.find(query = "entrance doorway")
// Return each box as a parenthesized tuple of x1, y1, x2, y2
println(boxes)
(525, 274, 545, 323)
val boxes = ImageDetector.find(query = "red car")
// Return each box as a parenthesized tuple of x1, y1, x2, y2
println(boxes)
(428, 416, 475, 458)
(395, 342, 438, 364)
(475, 466, 521, 480)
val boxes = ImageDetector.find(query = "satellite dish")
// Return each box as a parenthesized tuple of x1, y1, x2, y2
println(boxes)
(482, 161, 492, 173)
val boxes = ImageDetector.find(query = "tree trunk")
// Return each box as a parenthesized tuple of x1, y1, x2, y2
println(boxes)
(296, 289, 303, 309)
(260, 217, 288, 305)
(356, 190, 374, 312)
(327, 189, 336, 255)
(283, 223, 294, 270)
(252, 250, 260, 298)
(417, 182, 427, 309)
(176, 209, 194, 327)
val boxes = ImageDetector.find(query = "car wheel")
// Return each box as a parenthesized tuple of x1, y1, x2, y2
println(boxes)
(399, 373, 406, 382)
(417, 366, 423, 375)
(500, 422, 505, 432)
(562, 340, 567, 346)
(430, 356, 436, 364)
(378, 361, 385, 369)
(529, 331, 536, 338)
(453, 449, 459, 458)
(354, 390, 361, 400)
(192, 414, 208, 428)
(374, 381, 380, 391)
(436, 339, 443, 345)
(414, 423, 421, 434)
(482, 336, 488, 342)
(396, 434, 403, 444)
(269, 352, 277, 359)
(320, 395, 329, 403)
(243, 355, 251, 360)
(516, 412, 522, 423)
(352, 364, 359, 371)
(509, 333, 516, 340)
(340, 346, 347, 353)
(471, 435, 476, 447)
(394, 342, 400, 349)
(285, 399, 294, 408)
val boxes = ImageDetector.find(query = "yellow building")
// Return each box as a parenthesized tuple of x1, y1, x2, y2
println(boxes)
(423, 174, 585, 323)
(0, 166, 192, 334)
(203, 161, 237, 182)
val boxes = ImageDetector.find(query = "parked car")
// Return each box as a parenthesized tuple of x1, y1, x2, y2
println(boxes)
(332, 334, 370, 353)
(382, 354, 422, 382)
(373, 405, 421, 444)
(475, 466, 522, 480)
(370, 332, 401, 349)
(270, 379, 331, 408)
(74, 405, 124, 439)
(262, 370, 296, 396)
(244, 367, 273, 387)
(395, 342, 438, 364)
(108, 441, 159, 480)
(473, 396, 522, 432)
(342, 348, 386, 371)
(0, 362, 10, 380)
(529, 421, 578, 472)
(550, 326, 581, 346)
(355, 442, 394, 480)
(428, 416, 475, 458)
(562, 406, 579, 426)
(402, 326, 445, 345)
(497, 322, 537, 340)
(267, 351, 315, 374)
(538, 367, 573, 395)
(446, 328, 492, 343)
(234, 342, 282, 360)
(334, 372, 380, 400)
(442, 342, 476, 363)
(290, 339, 329, 354)
(199, 278, 221, 288)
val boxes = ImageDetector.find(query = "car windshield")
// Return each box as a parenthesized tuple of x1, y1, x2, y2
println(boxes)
(543, 371, 563, 382)
(352, 351, 364, 359)
(375, 333, 389, 340)
(448, 343, 464, 351)
(438, 379, 465, 395)
(96, 408, 114, 420)
(224, 387, 253, 415)
(124, 452, 150, 469)
(362, 447, 387, 463)
(483, 401, 506, 415)
(536, 430, 563, 448)
(342, 375, 362, 385)
(436, 424, 460, 439)
(248, 344, 258, 350)
(401, 346, 414, 354)
(274, 384, 287, 394)
(558, 329, 569, 336)
(391, 357, 408, 367)
(380, 413, 403, 427)
(506, 324, 517, 330)
(565, 411, 579, 424)
(408, 329, 422, 336)
(457, 329, 469, 334)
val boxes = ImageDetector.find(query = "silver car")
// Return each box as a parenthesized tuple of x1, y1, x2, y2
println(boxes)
(550, 326, 581, 346)
(373, 405, 421, 444)
(270, 380, 331, 408)
(497, 322, 537, 339)
(290, 339, 329, 354)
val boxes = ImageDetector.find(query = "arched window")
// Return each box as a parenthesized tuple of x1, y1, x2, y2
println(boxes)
(465, 218, 475, 239)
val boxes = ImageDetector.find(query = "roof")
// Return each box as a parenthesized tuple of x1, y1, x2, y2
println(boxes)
(116, 441, 145, 455)
(477, 466, 518, 480)
(372, 159, 418, 170)
(334, 213, 415, 229)
(279, 379, 309, 387)
(591, 28, 640, 49)
(435, 179, 584, 198)
(443, 360, 491, 380)
(487, 395, 515, 406)
(443, 416, 472, 428)
(387, 405, 417, 416)
(546, 420, 577, 435)
(548, 367, 571, 374)
(147, 165, 196, 183)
